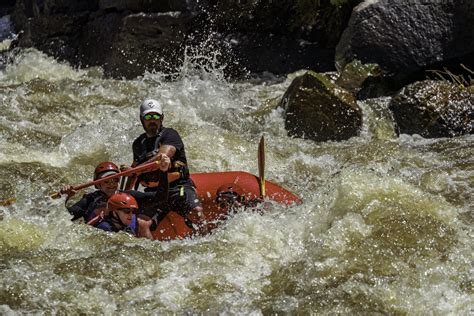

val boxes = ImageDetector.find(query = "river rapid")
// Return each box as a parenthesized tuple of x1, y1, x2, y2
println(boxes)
(0, 47, 472, 314)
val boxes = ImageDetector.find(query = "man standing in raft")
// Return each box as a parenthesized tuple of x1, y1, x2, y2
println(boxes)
(125, 98, 204, 232)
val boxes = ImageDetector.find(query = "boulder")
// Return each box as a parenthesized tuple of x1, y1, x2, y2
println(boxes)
(336, 0, 474, 85)
(389, 80, 473, 138)
(10, 0, 361, 79)
(335, 59, 401, 99)
(98, 0, 204, 13)
(0, 0, 15, 16)
(77, 11, 126, 68)
(215, 32, 335, 78)
(40, 0, 99, 14)
(212, 0, 357, 46)
(12, 0, 93, 61)
(104, 12, 194, 78)
(280, 71, 362, 142)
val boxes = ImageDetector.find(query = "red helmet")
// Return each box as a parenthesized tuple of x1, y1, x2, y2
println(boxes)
(107, 192, 139, 213)
(215, 183, 245, 205)
(94, 162, 119, 180)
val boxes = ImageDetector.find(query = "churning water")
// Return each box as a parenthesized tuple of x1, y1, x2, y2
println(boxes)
(0, 47, 472, 314)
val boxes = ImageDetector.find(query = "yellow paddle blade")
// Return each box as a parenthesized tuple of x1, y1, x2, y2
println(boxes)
(258, 136, 266, 197)
(50, 192, 62, 199)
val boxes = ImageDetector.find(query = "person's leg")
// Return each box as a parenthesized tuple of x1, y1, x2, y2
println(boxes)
(168, 184, 208, 234)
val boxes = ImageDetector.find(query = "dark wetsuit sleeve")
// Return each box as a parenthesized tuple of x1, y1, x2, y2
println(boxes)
(154, 170, 169, 208)
(128, 190, 154, 203)
(67, 194, 93, 221)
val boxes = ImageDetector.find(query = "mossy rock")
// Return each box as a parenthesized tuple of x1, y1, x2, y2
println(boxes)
(279, 71, 362, 142)
(336, 59, 380, 92)
(389, 80, 474, 138)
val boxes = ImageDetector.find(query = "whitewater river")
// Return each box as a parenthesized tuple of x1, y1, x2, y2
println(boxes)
(0, 48, 472, 314)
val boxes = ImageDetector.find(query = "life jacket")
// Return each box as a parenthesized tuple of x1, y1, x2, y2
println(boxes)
(135, 129, 189, 188)
(67, 191, 108, 222)
(96, 213, 138, 237)
(135, 129, 164, 166)
(123, 214, 138, 236)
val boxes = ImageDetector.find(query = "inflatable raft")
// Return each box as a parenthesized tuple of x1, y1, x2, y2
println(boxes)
(152, 171, 301, 240)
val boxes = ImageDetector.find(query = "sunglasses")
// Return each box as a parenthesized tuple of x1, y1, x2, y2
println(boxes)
(103, 178, 120, 184)
(116, 208, 137, 214)
(143, 113, 161, 120)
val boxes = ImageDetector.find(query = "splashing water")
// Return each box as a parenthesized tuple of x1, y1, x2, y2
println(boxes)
(0, 47, 472, 314)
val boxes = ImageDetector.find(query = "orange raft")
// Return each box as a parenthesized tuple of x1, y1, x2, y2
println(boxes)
(152, 171, 302, 241)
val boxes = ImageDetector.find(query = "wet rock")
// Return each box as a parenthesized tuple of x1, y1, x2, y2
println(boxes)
(335, 60, 401, 100)
(41, 0, 99, 14)
(214, 32, 335, 79)
(336, 0, 474, 86)
(10, 0, 361, 79)
(98, 0, 202, 13)
(0, 0, 15, 17)
(280, 71, 362, 142)
(77, 11, 125, 68)
(389, 80, 474, 138)
(12, 1, 92, 62)
(212, 0, 356, 47)
(104, 12, 194, 78)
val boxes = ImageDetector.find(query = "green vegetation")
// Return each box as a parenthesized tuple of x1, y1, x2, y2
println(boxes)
(427, 64, 474, 89)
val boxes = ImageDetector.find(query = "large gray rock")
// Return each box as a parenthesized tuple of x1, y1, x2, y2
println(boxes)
(213, 0, 357, 45)
(77, 11, 126, 68)
(280, 71, 362, 142)
(104, 12, 194, 78)
(336, 0, 474, 84)
(11, 0, 360, 79)
(389, 80, 473, 138)
(98, 0, 202, 13)
(37, 0, 99, 14)
(0, 0, 15, 16)
(214, 32, 335, 78)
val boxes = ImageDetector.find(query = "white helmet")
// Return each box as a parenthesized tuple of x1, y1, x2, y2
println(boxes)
(140, 99, 163, 118)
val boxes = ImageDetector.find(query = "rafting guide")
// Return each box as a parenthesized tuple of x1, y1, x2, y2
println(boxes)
(123, 98, 206, 232)
(47, 100, 301, 241)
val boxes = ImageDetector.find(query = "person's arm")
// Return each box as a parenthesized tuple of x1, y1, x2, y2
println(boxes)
(153, 154, 170, 204)
(137, 218, 153, 240)
(143, 156, 170, 232)
(153, 170, 169, 205)
(158, 144, 176, 160)
(66, 193, 93, 221)
(146, 128, 183, 162)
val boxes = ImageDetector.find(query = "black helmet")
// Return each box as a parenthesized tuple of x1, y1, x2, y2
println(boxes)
(215, 183, 245, 207)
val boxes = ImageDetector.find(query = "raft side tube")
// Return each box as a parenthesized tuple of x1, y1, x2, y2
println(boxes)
(152, 171, 301, 241)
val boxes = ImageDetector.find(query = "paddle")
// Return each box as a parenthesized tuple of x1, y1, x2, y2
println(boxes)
(258, 135, 266, 198)
(50, 160, 162, 199)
